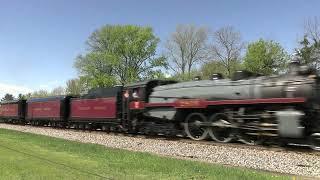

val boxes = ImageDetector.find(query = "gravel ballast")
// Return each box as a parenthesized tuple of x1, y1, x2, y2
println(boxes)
(0, 123, 319, 177)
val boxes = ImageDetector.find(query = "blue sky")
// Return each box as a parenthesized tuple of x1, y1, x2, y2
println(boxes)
(0, 0, 319, 97)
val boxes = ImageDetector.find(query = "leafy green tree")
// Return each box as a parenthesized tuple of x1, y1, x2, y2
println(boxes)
(169, 70, 200, 81)
(65, 78, 85, 96)
(169, 61, 241, 81)
(200, 61, 240, 79)
(1, 93, 14, 101)
(75, 25, 166, 87)
(296, 35, 320, 69)
(75, 52, 116, 88)
(18, 94, 27, 100)
(24, 93, 32, 99)
(146, 70, 168, 80)
(243, 39, 289, 75)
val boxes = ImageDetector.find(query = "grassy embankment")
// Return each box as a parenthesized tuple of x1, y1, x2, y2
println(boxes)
(0, 128, 290, 179)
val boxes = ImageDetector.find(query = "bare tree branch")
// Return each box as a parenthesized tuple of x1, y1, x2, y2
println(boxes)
(165, 25, 209, 79)
(305, 17, 320, 43)
(209, 26, 244, 77)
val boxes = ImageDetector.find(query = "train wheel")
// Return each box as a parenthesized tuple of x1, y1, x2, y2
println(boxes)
(184, 113, 209, 140)
(208, 113, 233, 143)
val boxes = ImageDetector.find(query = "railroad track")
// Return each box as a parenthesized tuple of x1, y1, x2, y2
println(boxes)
(13, 122, 319, 156)
(1, 121, 319, 156)
(128, 133, 320, 156)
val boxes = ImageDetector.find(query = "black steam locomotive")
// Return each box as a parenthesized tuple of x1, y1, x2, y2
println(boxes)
(1, 60, 320, 150)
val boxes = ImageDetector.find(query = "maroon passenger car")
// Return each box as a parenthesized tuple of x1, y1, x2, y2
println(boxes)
(26, 96, 72, 125)
(0, 100, 26, 123)
(69, 87, 123, 129)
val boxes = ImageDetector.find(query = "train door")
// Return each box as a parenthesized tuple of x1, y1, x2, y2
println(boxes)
(122, 86, 146, 122)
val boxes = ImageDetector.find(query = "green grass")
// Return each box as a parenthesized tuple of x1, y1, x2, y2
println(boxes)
(0, 128, 290, 180)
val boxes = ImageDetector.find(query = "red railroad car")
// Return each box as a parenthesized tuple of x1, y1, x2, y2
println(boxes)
(26, 96, 71, 122)
(70, 97, 117, 120)
(69, 87, 122, 123)
(0, 100, 26, 122)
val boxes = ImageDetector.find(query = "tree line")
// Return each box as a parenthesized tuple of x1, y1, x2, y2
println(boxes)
(2, 17, 320, 101)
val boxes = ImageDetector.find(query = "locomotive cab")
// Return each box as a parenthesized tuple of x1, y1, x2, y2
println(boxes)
(123, 80, 178, 121)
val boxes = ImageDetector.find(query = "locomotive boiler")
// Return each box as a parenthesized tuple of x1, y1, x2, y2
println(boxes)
(139, 61, 320, 149)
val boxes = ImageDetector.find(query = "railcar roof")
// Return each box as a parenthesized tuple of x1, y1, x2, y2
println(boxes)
(27, 95, 70, 103)
(0, 100, 23, 104)
(79, 86, 122, 99)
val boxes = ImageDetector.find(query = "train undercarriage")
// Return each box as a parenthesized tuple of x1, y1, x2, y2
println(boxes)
(2, 103, 320, 151)
(179, 104, 320, 150)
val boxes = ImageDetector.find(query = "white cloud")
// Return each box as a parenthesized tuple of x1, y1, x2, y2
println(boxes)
(0, 83, 33, 98)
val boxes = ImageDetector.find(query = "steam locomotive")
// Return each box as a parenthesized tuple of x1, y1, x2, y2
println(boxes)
(1, 60, 320, 150)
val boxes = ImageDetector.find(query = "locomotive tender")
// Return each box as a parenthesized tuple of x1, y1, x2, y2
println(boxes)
(1, 61, 320, 149)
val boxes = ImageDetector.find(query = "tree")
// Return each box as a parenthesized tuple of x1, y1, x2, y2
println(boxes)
(31, 90, 49, 98)
(169, 70, 200, 81)
(1, 93, 14, 101)
(51, 86, 65, 96)
(75, 25, 166, 87)
(66, 78, 84, 95)
(243, 39, 289, 75)
(200, 61, 231, 79)
(75, 53, 116, 88)
(24, 93, 32, 99)
(18, 93, 27, 100)
(296, 17, 320, 69)
(305, 17, 320, 43)
(209, 26, 244, 77)
(165, 25, 209, 80)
